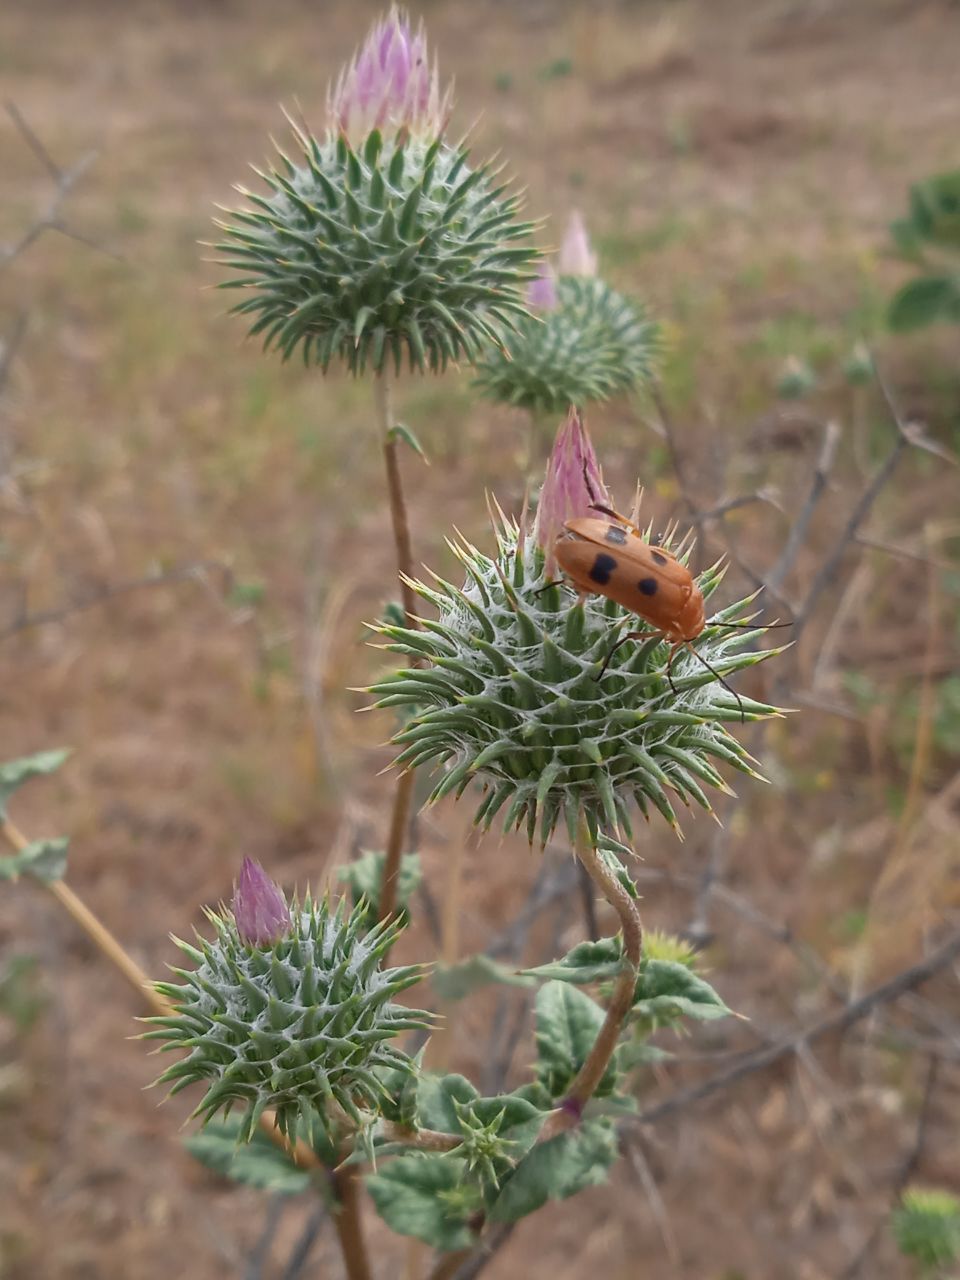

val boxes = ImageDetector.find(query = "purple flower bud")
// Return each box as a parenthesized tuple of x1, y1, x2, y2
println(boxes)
(558, 210, 598, 278)
(328, 6, 452, 145)
(232, 858, 291, 947)
(533, 408, 610, 574)
(527, 260, 559, 311)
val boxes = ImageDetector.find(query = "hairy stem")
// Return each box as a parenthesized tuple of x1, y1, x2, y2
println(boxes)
(1, 815, 320, 1171)
(556, 824, 643, 1123)
(375, 366, 420, 925)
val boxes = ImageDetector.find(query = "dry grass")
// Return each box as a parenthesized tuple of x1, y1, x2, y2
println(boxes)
(1, 0, 959, 1277)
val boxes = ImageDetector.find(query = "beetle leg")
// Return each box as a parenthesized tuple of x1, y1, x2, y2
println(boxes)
(679, 641, 745, 724)
(596, 629, 649, 681)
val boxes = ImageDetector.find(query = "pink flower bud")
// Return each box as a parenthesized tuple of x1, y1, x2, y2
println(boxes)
(558, 210, 598, 278)
(232, 858, 291, 947)
(328, 6, 452, 145)
(533, 408, 610, 574)
(527, 260, 559, 311)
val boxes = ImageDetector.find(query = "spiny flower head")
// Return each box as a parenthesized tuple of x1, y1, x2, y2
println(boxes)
(232, 857, 291, 946)
(369, 433, 785, 847)
(329, 7, 452, 145)
(144, 882, 431, 1142)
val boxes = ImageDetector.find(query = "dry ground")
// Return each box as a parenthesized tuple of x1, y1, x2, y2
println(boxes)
(1, 1, 959, 1277)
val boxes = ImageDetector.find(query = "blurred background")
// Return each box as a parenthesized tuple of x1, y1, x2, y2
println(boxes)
(0, 1, 958, 1277)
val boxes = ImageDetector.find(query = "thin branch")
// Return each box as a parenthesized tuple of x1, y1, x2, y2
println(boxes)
(0, 560, 231, 641)
(279, 1205, 327, 1280)
(634, 927, 960, 1127)
(766, 419, 840, 594)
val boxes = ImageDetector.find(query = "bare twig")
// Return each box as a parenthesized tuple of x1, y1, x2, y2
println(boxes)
(0, 560, 231, 641)
(634, 928, 960, 1127)
(766, 419, 840, 594)
(1, 103, 118, 270)
(279, 1205, 327, 1280)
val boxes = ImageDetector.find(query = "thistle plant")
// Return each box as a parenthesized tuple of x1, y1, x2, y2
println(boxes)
(214, 6, 538, 376)
(473, 209, 659, 414)
(143, 859, 430, 1142)
(371, 409, 783, 846)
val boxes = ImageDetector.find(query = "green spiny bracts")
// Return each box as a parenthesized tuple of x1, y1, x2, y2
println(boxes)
(369, 508, 785, 847)
(143, 895, 432, 1142)
(472, 276, 659, 413)
(214, 123, 539, 375)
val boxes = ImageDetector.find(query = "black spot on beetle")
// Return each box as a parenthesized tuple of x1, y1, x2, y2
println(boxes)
(605, 525, 628, 546)
(651, 550, 668, 566)
(638, 577, 658, 596)
(589, 553, 618, 585)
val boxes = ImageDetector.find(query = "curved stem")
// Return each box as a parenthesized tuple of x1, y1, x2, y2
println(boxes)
(552, 822, 643, 1129)
(374, 366, 420, 925)
(2, 815, 320, 1171)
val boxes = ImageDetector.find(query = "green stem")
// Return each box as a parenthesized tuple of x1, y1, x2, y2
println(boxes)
(547, 819, 643, 1136)
(374, 365, 419, 925)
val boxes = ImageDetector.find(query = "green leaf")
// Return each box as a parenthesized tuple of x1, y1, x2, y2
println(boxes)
(388, 422, 430, 465)
(184, 1119, 312, 1194)
(489, 1119, 618, 1223)
(535, 981, 612, 1098)
(416, 1072, 480, 1134)
(596, 833, 640, 899)
(0, 750, 70, 818)
(432, 953, 533, 1002)
(523, 937, 623, 985)
(893, 1187, 960, 1269)
(367, 1154, 482, 1250)
(0, 838, 69, 883)
(888, 274, 960, 332)
(632, 960, 730, 1027)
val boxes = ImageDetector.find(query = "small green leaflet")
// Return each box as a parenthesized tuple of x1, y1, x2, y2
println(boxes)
(534, 981, 613, 1099)
(0, 838, 68, 884)
(489, 1119, 618, 1223)
(0, 750, 70, 819)
(387, 422, 430, 465)
(522, 937, 623, 985)
(367, 1154, 481, 1250)
(632, 959, 730, 1026)
(184, 1119, 311, 1195)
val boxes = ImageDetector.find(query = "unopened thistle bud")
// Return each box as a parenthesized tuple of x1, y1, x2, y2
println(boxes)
(329, 6, 451, 145)
(527, 261, 559, 312)
(558, 210, 598, 277)
(144, 871, 431, 1142)
(232, 857, 291, 947)
(533, 408, 608, 573)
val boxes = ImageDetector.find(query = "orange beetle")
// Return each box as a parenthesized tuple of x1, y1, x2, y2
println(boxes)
(552, 495, 730, 698)
(555, 513, 705, 646)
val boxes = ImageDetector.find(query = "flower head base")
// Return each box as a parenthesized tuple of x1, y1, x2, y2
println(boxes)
(233, 857, 291, 946)
(329, 7, 452, 146)
(533, 409, 609, 573)
(527, 261, 559, 312)
(145, 893, 431, 1142)
(558, 210, 598, 277)
(474, 276, 658, 413)
(372, 500, 785, 846)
